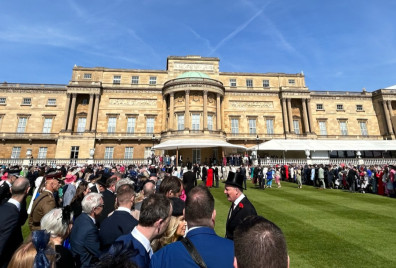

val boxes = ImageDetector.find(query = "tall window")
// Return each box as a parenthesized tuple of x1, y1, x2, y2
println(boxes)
(124, 147, 134, 159)
(248, 119, 256, 134)
(11, 147, 21, 159)
(42, 118, 53, 133)
(107, 117, 117, 133)
(131, 76, 139, 84)
(192, 114, 200, 131)
(319, 121, 327, 135)
(263, 80, 270, 88)
(359, 121, 368, 136)
(266, 118, 274, 134)
(144, 147, 152, 159)
(127, 117, 136, 133)
(149, 76, 157, 85)
(113, 75, 121, 84)
(38, 147, 47, 159)
(192, 149, 201, 164)
(105, 147, 114, 159)
(17, 117, 28, 133)
(207, 115, 213, 131)
(340, 121, 348, 135)
(77, 117, 86, 133)
(231, 118, 239, 134)
(178, 114, 185, 131)
(230, 79, 237, 87)
(246, 79, 253, 88)
(293, 120, 300, 134)
(146, 117, 154, 133)
(70, 146, 79, 159)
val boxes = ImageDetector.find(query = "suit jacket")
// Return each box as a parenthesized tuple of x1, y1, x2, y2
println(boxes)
(99, 210, 138, 251)
(116, 232, 150, 268)
(226, 196, 257, 240)
(97, 189, 116, 226)
(183, 171, 197, 195)
(70, 213, 101, 268)
(150, 227, 234, 268)
(0, 202, 23, 268)
(0, 182, 11, 205)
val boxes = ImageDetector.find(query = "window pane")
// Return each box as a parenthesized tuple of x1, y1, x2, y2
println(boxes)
(230, 79, 236, 87)
(192, 114, 200, 130)
(38, 147, 47, 159)
(17, 117, 27, 133)
(108, 117, 117, 133)
(263, 80, 270, 87)
(127, 117, 136, 133)
(149, 77, 157, 85)
(360, 121, 368, 136)
(340, 122, 348, 135)
(113, 76, 121, 84)
(249, 119, 256, 134)
(70, 146, 79, 159)
(266, 119, 274, 134)
(178, 114, 184, 131)
(293, 120, 300, 134)
(319, 121, 327, 135)
(42, 118, 53, 133)
(192, 149, 201, 164)
(146, 117, 154, 133)
(246, 79, 253, 87)
(124, 147, 134, 159)
(131, 76, 139, 84)
(231, 119, 239, 134)
(77, 118, 86, 133)
(207, 115, 213, 130)
(105, 147, 114, 159)
(11, 147, 21, 159)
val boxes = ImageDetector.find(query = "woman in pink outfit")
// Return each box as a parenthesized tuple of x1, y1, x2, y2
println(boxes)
(206, 166, 214, 187)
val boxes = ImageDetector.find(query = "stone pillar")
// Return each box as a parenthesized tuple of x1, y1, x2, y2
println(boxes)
(203, 91, 208, 130)
(85, 94, 94, 132)
(162, 96, 167, 130)
(281, 99, 289, 133)
(306, 99, 314, 133)
(62, 93, 71, 131)
(91, 94, 100, 132)
(383, 100, 394, 134)
(217, 94, 221, 130)
(185, 90, 190, 130)
(287, 98, 294, 133)
(169, 93, 174, 130)
(302, 98, 310, 134)
(67, 94, 77, 131)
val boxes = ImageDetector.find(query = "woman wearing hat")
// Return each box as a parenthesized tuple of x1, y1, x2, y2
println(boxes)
(223, 171, 257, 240)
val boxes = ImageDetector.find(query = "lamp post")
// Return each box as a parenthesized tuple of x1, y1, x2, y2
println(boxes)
(151, 134, 156, 165)
(256, 135, 260, 166)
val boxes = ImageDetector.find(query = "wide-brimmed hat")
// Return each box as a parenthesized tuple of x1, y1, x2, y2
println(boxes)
(222, 171, 244, 189)
(64, 174, 77, 184)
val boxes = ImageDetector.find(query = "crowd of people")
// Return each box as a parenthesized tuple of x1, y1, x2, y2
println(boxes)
(0, 162, 289, 268)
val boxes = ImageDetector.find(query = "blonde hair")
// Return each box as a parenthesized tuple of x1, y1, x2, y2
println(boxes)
(152, 215, 183, 252)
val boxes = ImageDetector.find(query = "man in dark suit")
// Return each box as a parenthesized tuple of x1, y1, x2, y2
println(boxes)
(201, 165, 207, 185)
(183, 166, 197, 195)
(150, 185, 234, 268)
(97, 177, 117, 227)
(116, 194, 172, 268)
(223, 171, 257, 240)
(0, 177, 30, 268)
(99, 184, 138, 251)
(70, 192, 103, 267)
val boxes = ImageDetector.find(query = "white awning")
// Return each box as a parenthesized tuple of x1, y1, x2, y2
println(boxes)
(249, 139, 396, 151)
(153, 139, 246, 150)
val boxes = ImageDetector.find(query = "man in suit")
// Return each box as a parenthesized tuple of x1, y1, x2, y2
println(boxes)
(150, 185, 234, 268)
(201, 165, 207, 185)
(116, 194, 172, 268)
(28, 171, 62, 231)
(134, 180, 156, 212)
(239, 164, 247, 190)
(234, 215, 289, 268)
(0, 177, 30, 268)
(97, 177, 117, 227)
(99, 184, 138, 251)
(70, 192, 103, 267)
(223, 171, 257, 240)
(183, 165, 197, 195)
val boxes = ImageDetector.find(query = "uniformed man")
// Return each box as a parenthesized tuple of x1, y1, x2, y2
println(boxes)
(28, 171, 62, 231)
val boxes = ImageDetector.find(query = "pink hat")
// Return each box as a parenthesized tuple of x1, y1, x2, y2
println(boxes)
(65, 174, 77, 184)
(1, 172, 8, 180)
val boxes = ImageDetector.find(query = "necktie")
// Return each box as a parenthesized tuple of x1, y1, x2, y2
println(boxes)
(228, 203, 235, 219)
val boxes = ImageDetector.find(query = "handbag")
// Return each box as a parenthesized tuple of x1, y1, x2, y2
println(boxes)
(180, 237, 207, 268)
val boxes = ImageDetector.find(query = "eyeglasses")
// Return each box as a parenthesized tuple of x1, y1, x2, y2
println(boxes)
(96, 204, 104, 209)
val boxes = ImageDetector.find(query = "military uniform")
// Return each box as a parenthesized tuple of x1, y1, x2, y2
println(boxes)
(28, 190, 56, 231)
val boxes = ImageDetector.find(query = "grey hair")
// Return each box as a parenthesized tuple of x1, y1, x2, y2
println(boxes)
(41, 208, 71, 238)
(82, 192, 103, 213)
(115, 178, 134, 192)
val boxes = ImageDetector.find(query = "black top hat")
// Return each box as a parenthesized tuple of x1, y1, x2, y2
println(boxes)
(223, 171, 244, 189)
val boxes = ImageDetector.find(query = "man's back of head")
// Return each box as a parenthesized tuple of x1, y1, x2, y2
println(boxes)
(234, 215, 288, 268)
(11, 177, 30, 197)
(185, 185, 215, 228)
(116, 184, 135, 209)
(139, 194, 171, 227)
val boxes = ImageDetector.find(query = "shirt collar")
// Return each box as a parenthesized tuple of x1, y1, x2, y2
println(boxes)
(132, 227, 153, 257)
(88, 214, 96, 224)
(8, 198, 21, 211)
(116, 206, 131, 214)
(5, 180, 12, 187)
(233, 193, 245, 209)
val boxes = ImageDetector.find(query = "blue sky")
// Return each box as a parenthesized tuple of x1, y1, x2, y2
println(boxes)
(1, 0, 395, 92)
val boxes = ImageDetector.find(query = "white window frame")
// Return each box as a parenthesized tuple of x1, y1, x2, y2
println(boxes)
(192, 114, 200, 131)
(293, 120, 300, 134)
(248, 118, 256, 134)
(316, 104, 324, 110)
(207, 115, 213, 131)
(144, 147, 152, 159)
(177, 114, 185, 131)
(230, 79, 237, 87)
(266, 118, 274, 135)
(231, 118, 239, 134)
(356, 105, 363, 111)
(192, 148, 201, 164)
(246, 79, 253, 88)
(288, 79, 295, 85)
(22, 98, 31, 105)
(11, 147, 21, 159)
(359, 121, 368, 136)
(38, 147, 47, 159)
(340, 121, 348, 135)
(131, 76, 139, 84)
(47, 99, 56, 105)
(149, 76, 157, 85)
(127, 117, 136, 134)
(83, 73, 92, 79)
(113, 75, 121, 84)
(336, 104, 344, 110)
(42, 118, 53, 133)
(17, 117, 28, 133)
(146, 117, 154, 133)
(77, 117, 86, 133)
(107, 117, 117, 133)
(104, 147, 114, 159)
(124, 147, 134, 159)
(263, 80, 270, 88)
(319, 121, 327, 135)
(0, 97, 6, 104)
(70, 146, 79, 159)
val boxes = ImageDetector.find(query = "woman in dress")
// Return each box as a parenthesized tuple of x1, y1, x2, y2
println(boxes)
(296, 166, 302, 188)
(206, 165, 213, 187)
(275, 166, 281, 188)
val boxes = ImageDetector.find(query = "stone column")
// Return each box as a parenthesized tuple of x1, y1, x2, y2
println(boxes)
(91, 94, 100, 132)
(162, 96, 167, 130)
(67, 94, 77, 131)
(185, 90, 190, 130)
(307, 99, 314, 133)
(62, 93, 71, 131)
(383, 100, 394, 134)
(217, 94, 221, 130)
(302, 98, 310, 134)
(203, 91, 208, 130)
(287, 98, 294, 133)
(85, 94, 94, 132)
(281, 99, 289, 133)
(169, 93, 174, 130)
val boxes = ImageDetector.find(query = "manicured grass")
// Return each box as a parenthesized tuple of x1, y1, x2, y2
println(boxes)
(211, 180, 396, 268)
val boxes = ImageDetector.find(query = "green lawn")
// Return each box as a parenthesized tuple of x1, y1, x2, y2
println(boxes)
(211, 181, 396, 268)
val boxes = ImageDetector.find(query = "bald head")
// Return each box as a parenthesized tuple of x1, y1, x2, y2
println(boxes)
(11, 177, 30, 196)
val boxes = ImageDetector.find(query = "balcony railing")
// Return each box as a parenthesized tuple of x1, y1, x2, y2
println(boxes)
(94, 132, 159, 140)
(0, 158, 150, 166)
(0, 132, 58, 140)
(225, 133, 285, 140)
(316, 135, 384, 140)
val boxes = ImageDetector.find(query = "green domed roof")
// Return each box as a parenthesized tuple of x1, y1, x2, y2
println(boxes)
(177, 71, 211, 79)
